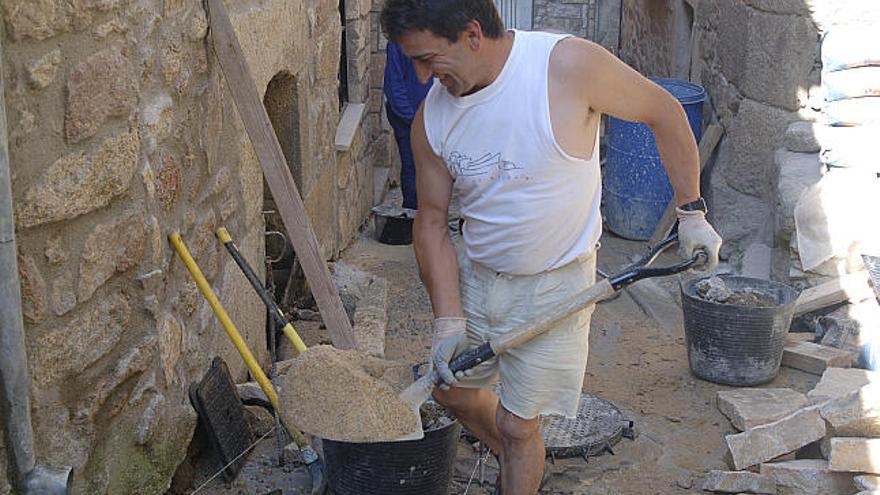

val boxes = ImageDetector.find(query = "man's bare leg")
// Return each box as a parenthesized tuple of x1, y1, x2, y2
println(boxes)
(432, 386, 504, 455)
(496, 406, 543, 495)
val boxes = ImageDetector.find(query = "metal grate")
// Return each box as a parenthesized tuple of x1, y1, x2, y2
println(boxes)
(189, 357, 255, 481)
(541, 392, 634, 459)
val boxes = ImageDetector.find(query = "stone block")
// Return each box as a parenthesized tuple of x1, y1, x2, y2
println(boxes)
(29, 292, 131, 386)
(51, 271, 76, 317)
(809, 368, 880, 403)
(717, 388, 809, 431)
(829, 438, 880, 473)
(819, 383, 880, 437)
(78, 211, 147, 303)
(26, 49, 62, 89)
(73, 335, 155, 421)
(719, 4, 816, 110)
(15, 129, 140, 229)
(708, 176, 772, 256)
(741, 243, 772, 279)
(64, 47, 137, 143)
(785, 121, 822, 153)
(744, 0, 810, 15)
(856, 475, 880, 491)
(775, 149, 824, 239)
(701, 470, 775, 494)
(760, 459, 855, 495)
(782, 341, 854, 375)
(156, 313, 182, 385)
(719, 98, 799, 199)
(726, 406, 826, 470)
(18, 254, 48, 324)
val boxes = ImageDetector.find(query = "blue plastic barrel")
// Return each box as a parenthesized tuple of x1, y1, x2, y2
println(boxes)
(603, 78, 706, 240)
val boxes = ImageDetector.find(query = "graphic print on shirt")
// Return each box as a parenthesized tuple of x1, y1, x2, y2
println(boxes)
(447, 150, 528, 181)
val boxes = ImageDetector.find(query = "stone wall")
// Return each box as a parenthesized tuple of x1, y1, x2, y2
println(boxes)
(620, 0, 822, 264)
(533, 0, 621, 53)
(1, 0, 388, 493)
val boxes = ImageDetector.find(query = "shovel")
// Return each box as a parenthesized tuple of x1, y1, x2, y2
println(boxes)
(398, 233, 707, 441)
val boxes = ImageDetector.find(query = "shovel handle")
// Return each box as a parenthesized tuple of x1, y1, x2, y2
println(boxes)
(447, 278, 616, 376)
(447, 237, 706, 376)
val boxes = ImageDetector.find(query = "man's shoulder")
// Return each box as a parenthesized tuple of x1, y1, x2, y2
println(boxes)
(549, 36, 605, 79)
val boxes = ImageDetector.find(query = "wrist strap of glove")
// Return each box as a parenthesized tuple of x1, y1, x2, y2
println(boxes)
(676, 207, 707, 221)
(433, 317, 467, 339)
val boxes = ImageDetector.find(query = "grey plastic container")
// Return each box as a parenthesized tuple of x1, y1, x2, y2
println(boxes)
(681, 275, 798, 386)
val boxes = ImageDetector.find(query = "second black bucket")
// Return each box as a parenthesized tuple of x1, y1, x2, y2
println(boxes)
(681, 275, 798, 386)
(322, 416, 461, 495)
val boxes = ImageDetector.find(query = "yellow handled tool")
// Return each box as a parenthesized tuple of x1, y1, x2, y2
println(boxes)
(168, 232, 317, 457)
(216, 227, 307, 354)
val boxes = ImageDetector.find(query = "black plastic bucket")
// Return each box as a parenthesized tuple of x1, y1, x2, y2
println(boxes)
(322, 418, 461, 494)
(681, 275, 798, 386)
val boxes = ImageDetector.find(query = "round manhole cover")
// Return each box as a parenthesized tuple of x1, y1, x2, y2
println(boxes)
(540, 393, 633, 459)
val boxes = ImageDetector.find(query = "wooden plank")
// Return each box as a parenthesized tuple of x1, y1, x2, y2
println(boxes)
(794, 271, 874, 317)
(648, 124, 724, 247)
(207, 0, 356, 350)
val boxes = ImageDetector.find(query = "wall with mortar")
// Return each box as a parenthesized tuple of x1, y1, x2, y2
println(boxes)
(619, 0, 824, 264)
(0, 0, 388, 493)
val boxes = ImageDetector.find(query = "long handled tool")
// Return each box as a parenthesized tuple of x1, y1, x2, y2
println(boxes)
(215, 227, 307, 354)
(398, 233, 707, 440)
(169, 232, 324, 492)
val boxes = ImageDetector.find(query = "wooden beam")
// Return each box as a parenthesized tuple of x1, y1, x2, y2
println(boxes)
(207, 0, 356, 350)
(648, 124, 724, 247)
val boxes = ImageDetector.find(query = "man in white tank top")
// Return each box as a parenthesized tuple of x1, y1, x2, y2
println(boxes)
(380, 2, 722, 493)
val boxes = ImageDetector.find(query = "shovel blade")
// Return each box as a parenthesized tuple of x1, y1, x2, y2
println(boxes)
(391, 372, 437, 441)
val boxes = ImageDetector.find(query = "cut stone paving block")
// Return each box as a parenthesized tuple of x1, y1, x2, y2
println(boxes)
(856, 475, 880, 491)
(820, 383, 880, 437)
(808, 367, 880, 403)
(726, 406, 826, 470)
(759, 459, 855, 495)
(829, 438, 880, 473)
(782, 341, 854, 375)
(717, 388, 808, 431)
(701, 470, 775, 494)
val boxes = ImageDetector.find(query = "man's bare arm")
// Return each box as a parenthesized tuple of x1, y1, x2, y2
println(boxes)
(556, 38, 701, 206)
(411, 104, 463, 318)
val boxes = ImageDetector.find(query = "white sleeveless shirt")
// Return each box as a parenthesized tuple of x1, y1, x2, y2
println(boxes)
(423, 30, 602, 275)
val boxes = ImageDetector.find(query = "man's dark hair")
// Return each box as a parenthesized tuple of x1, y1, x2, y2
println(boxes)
(381, 0, 505, 44)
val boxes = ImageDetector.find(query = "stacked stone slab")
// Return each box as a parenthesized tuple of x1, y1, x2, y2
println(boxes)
(710, 371, 880, 493)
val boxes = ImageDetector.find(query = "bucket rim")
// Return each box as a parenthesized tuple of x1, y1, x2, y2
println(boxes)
(649, 77, 707, 105)
(681, 274, 798, 309)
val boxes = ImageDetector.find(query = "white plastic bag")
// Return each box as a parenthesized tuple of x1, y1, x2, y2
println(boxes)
(823, 66, 880, 101)
(794, 170, 880, 271)
(823, 26, 880, 72)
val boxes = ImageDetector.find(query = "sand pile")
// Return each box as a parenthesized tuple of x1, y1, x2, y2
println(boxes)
(277, 345, 419, 442)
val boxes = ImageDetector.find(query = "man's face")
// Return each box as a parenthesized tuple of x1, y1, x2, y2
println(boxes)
(398, 29, 476, 97)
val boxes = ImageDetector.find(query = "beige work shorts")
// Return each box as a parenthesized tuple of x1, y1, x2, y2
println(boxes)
(454, 240, 597, 420)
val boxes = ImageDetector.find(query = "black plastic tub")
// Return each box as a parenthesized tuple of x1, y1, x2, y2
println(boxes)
(322, 415, 461, 495)
(681, 275, 798, 386)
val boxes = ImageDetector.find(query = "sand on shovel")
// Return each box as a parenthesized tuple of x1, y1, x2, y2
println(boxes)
(276, 345, 420, 442)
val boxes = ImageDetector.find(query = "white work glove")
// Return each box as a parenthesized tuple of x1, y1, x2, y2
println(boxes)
(431, 317, 471, 390)
(676, 208, 722, 271)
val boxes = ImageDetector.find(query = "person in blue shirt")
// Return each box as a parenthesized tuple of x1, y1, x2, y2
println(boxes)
(384, 41, 433, 211)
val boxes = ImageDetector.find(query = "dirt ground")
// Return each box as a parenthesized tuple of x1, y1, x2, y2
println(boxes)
(179, 228, 819, 495)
